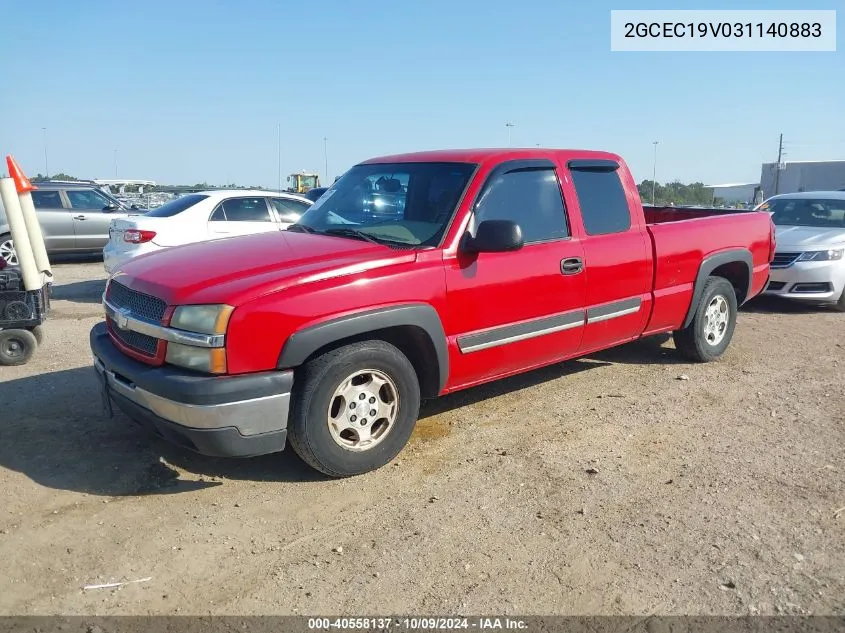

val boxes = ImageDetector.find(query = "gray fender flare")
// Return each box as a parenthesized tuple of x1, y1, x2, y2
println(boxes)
(682, 248, 753, 329)
(277, 303, 449, 393)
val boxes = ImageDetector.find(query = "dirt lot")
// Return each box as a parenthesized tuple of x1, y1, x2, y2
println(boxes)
(0, 259, 842, 616)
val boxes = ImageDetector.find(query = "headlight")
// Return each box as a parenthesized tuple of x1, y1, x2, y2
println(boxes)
(796, 249, 844, 262)
(170, 304, 233, 335)
(166, 343, 227, 374)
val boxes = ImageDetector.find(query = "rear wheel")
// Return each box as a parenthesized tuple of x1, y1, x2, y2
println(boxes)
(0, 234, 16, 266)
(288, 340, 421, 477)
(30, 325, 44, 345)
(0, 329, 38, 366)
(673, 276, 738, 362)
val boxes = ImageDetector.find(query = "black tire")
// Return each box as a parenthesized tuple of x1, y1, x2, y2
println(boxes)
(0, 329, 38, 366)
(30, 325, 44, 345)
(673, 276, 738, 362)
(287, 340, 421, 477)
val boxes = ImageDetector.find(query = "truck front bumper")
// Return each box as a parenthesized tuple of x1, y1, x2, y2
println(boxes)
(90, 322, 292, 458)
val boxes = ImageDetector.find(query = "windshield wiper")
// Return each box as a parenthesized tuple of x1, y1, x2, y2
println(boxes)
(287, 223, 319, 234)
(321, 227, 388, 245)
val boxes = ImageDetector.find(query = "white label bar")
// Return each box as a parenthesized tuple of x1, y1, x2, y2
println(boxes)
(610, 10, 837, 51)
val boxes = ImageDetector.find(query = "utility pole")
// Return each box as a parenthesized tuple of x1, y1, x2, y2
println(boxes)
(277, 123, 282, 194)
(774, 133, 784, 195)
(505, 122, 515, 147)
(42, 128, 49, 177)
(323, 136, 328, 184)
(651, 141, 659, 205)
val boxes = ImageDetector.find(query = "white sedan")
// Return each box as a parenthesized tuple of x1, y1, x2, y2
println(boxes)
(758, 190, 845, 310)
(103, 189, 312, 274)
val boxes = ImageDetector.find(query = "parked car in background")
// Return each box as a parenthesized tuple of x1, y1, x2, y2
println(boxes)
(756, 191, 845, 310)
(0, 181, 133, 265)
(103, 190, 312, 274)
(303, 187, 328, 202)
(91, 148, 774, 477)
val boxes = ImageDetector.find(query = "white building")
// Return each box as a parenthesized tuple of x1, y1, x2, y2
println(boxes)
(760, 160, 845, 199)
(705, 182, 761, 205)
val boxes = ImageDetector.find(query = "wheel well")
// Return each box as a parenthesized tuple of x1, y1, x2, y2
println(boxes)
(299, 325, 441, 398)
(711, 262, 750, 303)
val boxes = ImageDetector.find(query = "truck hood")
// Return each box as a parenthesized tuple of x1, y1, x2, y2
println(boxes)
(111, 231, 417, 306)
(775, 225, 845, 250)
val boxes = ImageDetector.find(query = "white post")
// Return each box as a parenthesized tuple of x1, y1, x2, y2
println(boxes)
(0, 178, 40, 290)
(17, 189, 52, 278)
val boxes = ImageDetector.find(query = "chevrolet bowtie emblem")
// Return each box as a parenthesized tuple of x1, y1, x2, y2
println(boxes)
(115, 308, 131, 330)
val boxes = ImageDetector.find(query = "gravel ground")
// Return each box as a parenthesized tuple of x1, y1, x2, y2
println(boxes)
(0, 259, 842, 616)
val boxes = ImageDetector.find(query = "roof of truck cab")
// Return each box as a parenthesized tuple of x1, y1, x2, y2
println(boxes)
(360, 148, 623, 165)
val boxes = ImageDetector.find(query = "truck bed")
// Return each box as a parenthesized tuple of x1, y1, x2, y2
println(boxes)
(643, 205, 754, 225)
(643, 209, 773, 335)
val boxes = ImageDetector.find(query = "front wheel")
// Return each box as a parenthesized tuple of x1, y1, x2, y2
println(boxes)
(0, 328, 38, 366)
(673, 276, 738, 362)
(287, 340, 421, 477)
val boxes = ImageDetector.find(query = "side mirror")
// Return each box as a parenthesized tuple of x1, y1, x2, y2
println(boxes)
(102, 204, 120, 212)
(461, 219, 524, 253)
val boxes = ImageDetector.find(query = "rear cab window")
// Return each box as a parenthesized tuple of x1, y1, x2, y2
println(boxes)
(568, 161, 632, 235)
(144, 194, 210, 218)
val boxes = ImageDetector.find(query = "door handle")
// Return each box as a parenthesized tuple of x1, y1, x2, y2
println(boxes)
(560, 257, 584, 275)
(73, 215, 87, 220)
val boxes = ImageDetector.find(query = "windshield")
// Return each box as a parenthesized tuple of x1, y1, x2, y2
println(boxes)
(143, 193, 210, 218)
(293, 162, 476, 246)
(764, 197, 845, 228)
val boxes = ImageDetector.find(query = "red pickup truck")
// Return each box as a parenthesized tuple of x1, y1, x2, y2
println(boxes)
(91, 149, 775, 477)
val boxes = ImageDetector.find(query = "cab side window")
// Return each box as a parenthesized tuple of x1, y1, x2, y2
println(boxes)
(474, 167, 569, 243)
(31, 191, 63, 209)
(210, 197, 272, 222)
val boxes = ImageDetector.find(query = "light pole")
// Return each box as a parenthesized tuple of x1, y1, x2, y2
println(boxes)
(114, 149, 118, 178)
(323, 136, 328, 183)
(651, 141, 659, 205)
(277, 123, 282, 193)
(505, 122, 515, 147)
(42, 127, 49, 177)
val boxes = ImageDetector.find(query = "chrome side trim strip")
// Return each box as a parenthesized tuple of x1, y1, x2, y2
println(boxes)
(586, 297, 642, 324)
(457, 310, 585, 354)
(103, 295, 224, 348)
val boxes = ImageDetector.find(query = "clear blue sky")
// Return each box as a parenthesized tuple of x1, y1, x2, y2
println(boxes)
(1, 0, 841, 187)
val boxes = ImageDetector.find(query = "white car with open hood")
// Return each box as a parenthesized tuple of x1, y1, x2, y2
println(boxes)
(758, 191, 845, 310)
(103, 189, 312, 274)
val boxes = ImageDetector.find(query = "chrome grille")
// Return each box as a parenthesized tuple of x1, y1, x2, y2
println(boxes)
(107, 318, 159, 356)
(771, 252, 802, 269)
(106, 280, 167, 322)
